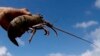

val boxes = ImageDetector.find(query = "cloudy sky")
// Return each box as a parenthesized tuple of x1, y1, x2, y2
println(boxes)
(0, 0, 100, 56)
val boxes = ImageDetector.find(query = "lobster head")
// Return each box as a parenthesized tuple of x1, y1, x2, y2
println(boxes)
(8, 14, 58, 46)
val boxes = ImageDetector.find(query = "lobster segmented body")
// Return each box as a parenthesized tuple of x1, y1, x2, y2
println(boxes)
(8, 14, 58, 46)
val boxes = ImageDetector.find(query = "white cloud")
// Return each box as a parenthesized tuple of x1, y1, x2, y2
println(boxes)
(0, 46, 12, 56)
(80, 27, 100, 56)
(74, 21, 98, 28)
(47, 53, 79, 56)
(47, 53, 65, 56)
(95, 0, 100, 8)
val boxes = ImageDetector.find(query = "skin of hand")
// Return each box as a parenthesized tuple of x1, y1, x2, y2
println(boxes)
(0, 7, 32, 30)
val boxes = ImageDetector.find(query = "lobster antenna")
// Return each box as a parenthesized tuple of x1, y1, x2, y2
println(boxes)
(53, 26, 99, 48)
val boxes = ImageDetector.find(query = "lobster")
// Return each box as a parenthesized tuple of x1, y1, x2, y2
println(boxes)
(8, 14, 96, 47)
(8, 14, 58, 46)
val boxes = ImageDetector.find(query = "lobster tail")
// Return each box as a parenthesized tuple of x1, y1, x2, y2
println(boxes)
(7, 15, 28, 46)
(8, 24, 19, 46)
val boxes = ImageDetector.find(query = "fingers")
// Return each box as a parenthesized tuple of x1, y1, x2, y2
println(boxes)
(20, 8, 32, 15)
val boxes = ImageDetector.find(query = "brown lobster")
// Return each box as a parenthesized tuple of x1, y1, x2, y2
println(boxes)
(8, 14, 58, 46)
(8, 14, 95, 47)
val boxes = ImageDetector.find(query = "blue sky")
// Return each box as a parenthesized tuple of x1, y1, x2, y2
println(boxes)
(0, 0, 100, 56)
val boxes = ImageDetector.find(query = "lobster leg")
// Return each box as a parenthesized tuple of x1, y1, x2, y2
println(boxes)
(32, 23, 45, 28)
(32, 23, 50, 36)
(44, 21, 58, 36)
(42, 27, 49, 36)
(29, 28, 36, 43)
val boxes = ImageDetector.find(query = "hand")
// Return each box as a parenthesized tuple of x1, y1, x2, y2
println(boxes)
(0, 7, 32, 30)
